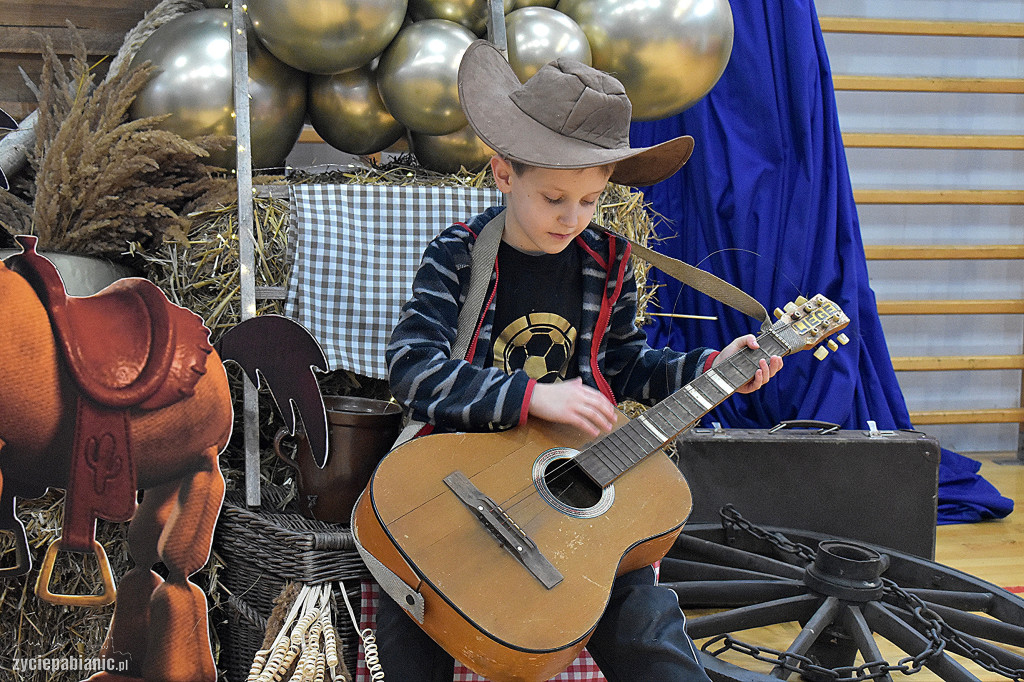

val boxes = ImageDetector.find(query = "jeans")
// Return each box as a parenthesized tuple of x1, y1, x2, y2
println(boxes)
(375, 565, 712, 682)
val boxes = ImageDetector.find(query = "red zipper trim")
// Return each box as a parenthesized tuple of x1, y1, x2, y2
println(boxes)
(520, 378, 537, 425)
(589, 238, 630, 403)
(577, 234, 607, 270)
(703, 351, 721, 373)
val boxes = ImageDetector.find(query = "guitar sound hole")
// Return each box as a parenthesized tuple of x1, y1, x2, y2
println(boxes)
(543, 458, 603, 510)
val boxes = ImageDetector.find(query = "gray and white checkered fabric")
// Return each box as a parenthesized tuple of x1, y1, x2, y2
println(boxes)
(285, 183, 503, 379)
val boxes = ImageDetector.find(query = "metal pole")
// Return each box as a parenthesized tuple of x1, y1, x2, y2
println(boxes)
(487, 0, 508, 57)
(231, 0, 261, 507)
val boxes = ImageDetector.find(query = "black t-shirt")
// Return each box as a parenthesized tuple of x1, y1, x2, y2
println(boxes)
(489, 240, 583, 382)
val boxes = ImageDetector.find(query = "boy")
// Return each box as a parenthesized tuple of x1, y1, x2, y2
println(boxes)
(380, 40, 782, 681)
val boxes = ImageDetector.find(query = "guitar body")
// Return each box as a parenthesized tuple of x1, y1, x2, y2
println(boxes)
(353, 413, 692, 682)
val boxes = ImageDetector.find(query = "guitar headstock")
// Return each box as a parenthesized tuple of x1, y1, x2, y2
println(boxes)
(771, 294, 850, 358)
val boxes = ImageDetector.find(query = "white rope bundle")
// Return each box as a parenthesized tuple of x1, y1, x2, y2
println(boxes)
(248, 583, 349, 682)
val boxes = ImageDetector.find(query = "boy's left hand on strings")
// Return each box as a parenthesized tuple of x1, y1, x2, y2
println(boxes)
(715, 334, 783, 394)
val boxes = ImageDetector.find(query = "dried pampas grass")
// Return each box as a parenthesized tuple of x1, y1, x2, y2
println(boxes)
(0, 25, 233, 260)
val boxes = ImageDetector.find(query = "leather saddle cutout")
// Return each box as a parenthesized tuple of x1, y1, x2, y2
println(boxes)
(6, 235, 211, 411)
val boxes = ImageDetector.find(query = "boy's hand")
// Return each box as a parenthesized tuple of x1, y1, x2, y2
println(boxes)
(715, 334, 783, 394)
(528, 378, 617, 437)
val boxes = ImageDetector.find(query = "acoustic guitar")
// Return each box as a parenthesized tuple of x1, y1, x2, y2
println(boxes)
(353, 294, 849, 682)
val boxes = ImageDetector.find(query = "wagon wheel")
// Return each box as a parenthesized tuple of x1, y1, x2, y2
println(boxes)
(666, 506, 1024, 682)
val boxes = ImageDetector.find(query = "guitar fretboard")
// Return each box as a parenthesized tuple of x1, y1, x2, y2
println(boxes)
(577, 332, 790, 488)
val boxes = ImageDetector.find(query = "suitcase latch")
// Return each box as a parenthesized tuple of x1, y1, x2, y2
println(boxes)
(866, 420, 895, 438)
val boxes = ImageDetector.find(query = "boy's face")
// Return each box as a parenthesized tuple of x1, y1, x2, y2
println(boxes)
(492, 156, 611, 255)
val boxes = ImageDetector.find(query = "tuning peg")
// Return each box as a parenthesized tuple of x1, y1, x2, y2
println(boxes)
(827, 339, 839, 351)
(837, 333, 849, 345)
(784, 301, 798, 314)
(813, 346, 829, 361)
(794, 295, 808, 306)
(774, 307, 785, 319)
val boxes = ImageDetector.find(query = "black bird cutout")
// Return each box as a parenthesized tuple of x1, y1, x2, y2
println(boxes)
(216, 314, 331, 468)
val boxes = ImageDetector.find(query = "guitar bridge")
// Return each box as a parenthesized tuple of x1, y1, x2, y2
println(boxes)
(443, 471, 563, 589)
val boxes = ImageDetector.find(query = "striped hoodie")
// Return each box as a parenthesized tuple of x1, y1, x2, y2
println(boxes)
(385, 206, 711, 434)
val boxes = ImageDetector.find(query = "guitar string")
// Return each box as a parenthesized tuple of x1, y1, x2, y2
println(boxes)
(485, 317, 831, 521)
(493, 343, 766, 516)
(456, 344, 777, 564)
(408, 317, 834, 581)
(502, 328, 795, 519)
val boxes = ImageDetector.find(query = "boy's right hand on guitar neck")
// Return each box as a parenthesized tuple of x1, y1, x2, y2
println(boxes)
(528, 377, 618, 437)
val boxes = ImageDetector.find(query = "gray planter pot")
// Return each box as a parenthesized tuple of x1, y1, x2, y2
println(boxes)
(1, 248, 138, 296)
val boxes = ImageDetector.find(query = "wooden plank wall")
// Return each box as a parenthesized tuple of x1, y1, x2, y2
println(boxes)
(0, 0, 161, 120)
(816, 0, 1024, 454)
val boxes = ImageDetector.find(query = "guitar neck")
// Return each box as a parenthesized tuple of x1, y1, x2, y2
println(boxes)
(577, 330, 792, 488)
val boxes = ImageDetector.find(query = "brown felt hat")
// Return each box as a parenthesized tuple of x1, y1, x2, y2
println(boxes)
(457, 40, 694, 187)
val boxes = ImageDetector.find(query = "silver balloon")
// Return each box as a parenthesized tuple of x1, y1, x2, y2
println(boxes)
(410, 125, 494, 174)
(308, 67, 405, 156)
(376, 20, 475, 135)
(200, 0, 228, 7)
(559, 0, 733, 120)
(129, 9, 307, 170)
(408, 0, 514, 35)
(505, 7, 591, 82)
(247, 0, 407, 74)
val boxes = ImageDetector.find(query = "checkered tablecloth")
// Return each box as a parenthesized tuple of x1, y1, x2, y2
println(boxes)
(354, 581, 606, 682)
(285, 183, 503, 379)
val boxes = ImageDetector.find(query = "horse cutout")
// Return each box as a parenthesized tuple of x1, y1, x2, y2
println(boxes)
(0, 235, 329, 682)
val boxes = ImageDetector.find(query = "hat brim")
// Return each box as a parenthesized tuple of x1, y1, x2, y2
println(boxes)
(457, 40, 693, 187)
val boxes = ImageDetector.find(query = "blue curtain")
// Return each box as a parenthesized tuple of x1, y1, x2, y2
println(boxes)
(631, 0, 1013, 524)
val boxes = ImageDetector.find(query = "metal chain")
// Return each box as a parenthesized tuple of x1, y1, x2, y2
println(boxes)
(701, 506, 1024, 681)
(719, 504, 817, 563)
(701, 634, 907, 681)
(883, 580, 1024, 681)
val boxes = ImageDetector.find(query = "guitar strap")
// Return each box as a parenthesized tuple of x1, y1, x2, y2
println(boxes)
(590, 223, 771, 332)
(390, 211, 507, 449)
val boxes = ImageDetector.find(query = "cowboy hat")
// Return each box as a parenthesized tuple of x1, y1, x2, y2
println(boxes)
(457, 40, 694, 187)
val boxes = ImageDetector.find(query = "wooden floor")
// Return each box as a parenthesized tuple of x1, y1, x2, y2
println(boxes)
(935, 452, 1023, 592)
(688, 451, 1024, 681)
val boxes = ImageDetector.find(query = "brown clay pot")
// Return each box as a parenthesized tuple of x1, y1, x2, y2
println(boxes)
(274, 395, 402, 524)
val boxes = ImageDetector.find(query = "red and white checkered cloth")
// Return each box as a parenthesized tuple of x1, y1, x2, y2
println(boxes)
(354, 581, 606, 682)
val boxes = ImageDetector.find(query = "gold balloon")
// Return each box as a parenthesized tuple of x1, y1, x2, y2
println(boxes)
(559, 0, 733, 120)
(513, 0, 557, 7)
(408, 0, 514, 35)
(308, 67, 406, 156)
(129, 9, 307, 170)
(376, 20, 476, 135)
(505, 7, 591, 82)
(410, 125, 494, 174)
(247, 0, 407, 74)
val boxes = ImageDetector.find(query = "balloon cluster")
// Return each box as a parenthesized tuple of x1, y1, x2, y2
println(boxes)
(129, 0, 732, 173)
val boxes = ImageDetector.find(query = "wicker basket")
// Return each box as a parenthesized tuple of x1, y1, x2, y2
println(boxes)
(213, 486, 371, 681)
